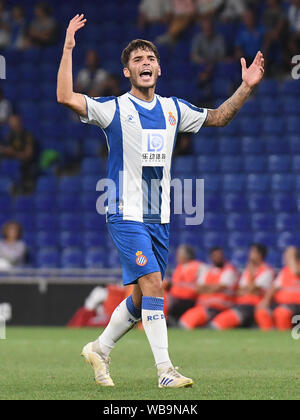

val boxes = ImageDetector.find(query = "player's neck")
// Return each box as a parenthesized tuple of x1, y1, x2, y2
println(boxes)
(129, 86, 155, 103)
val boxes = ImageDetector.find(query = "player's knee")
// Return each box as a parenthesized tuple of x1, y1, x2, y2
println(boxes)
(138, 272, 163, 297)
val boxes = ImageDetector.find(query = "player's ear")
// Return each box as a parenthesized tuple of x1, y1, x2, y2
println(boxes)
(123, 67, 130, 79)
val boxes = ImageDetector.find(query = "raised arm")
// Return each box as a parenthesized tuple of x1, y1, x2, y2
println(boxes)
(204, 51, 265, 127)
(57, 14, 87, 117)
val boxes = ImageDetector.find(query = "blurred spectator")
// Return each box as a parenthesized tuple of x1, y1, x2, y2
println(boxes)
(0, 114, 37, 194)
(10, 4, 27, 49)
(211, 244, 275, 329)
(180, 247, 239, 329)
(28, 1, 58, 47)
(75, 50, 109, 97)
(0, 0, 11, 48)
(262, 0, 288, 75)
(191, 19, 226, 64)
(167, 245, 208, 326)
(173, 133, 193, 157)
(219, 0, 247, 21)
(0, 221, 26, 269)
(196, 0, 224, 19)
(235, 8, 265, 63)
(0, 87, 12, 124)
(101, 74, 122, 97)
(138, 0, 172, 30)
(288, 0, 300, 56)
(156, 0, 195, 45)
(255, 246, 300, 331)
(191, 19, 226, 103)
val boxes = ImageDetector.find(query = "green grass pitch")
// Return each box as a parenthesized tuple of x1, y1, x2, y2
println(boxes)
(0, 327, 299, 400)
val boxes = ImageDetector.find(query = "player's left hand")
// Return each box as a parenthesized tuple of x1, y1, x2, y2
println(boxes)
(241, 51, 265, 89)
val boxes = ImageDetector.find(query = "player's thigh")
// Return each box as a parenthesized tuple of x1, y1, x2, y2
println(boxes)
(107, 221, 161, 286)
(146, 223, 170, 280)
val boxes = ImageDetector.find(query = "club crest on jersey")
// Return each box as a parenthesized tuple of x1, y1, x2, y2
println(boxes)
(136, 251, 147, 266)
(168, 112, 176, 126)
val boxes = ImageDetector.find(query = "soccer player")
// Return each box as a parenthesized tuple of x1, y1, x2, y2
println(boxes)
(179, 247, 239, 329)
(57, 14, 265, 388)
(255, 246, 300, 331)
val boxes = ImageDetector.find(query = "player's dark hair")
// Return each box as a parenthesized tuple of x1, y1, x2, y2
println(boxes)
(181, 245, 196, 261)
(251, 243, 268, 260)
(210, 247, 223, 255)
(121, 39, 160, 67)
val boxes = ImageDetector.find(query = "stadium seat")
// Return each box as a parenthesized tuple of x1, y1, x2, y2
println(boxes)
(241, 136, 265, 155)
(266, 249, 282, 268)
(220, 156, 243, 173)
(218, 137, 240, 155)
(282, 80, 300, 96)
(36, 176, 57, 193)
(204, 193, 222, 212)
(259, 97, 281, 115)
(253, 232, 278, 248)
(203, 213, 226, 231)
(57, 193, 80, 212)
(193, 138, 218, 156)
(223, 193, 247, 212)
(14, 212, 35, 231)
(81, 175, 102, 192)
(201, 175, 221, 192)
(35, 193, 56, 212)
(231, 249, 248, 268)
(244, 156, 267, 173)
(282, 97, 300, 116)
(83, 231, 102, 248)
(36, 247, 60, 268)
(262, 117, 284, 135)
(0, 159, 20, 180)
(272, 193, 297, 212)
(271, 174, 294, 192)
(58, 176, 81, 193)
(228, 232, 253, 249)
(268, 155, 291, 173)
(276, 213, 300, 232)
(59, 231, 82, 248)
(265, 136, 286, 154)
(223, 174, 246, 192)
(239, 117, 261, 136)
(85, 247, 106, 268)
(59, 213, 83, 231)
(61, 247, 84, 268)
(83, 212, 106, 230)
(81, 157, 106, 175)
(14, 196, 35, 213)
(257, 80, 278, 96)
(248, 193, 271, 212)
(202, 232, 227, 250)
(36, 231, 59, 247)
(278, 232, 300, 250)
(252, 213, 276, 231)
(36, 213, 58, 230)
(226, 213, 251, 231)
(286, 116, 299, 134)
(0, 194, 12, 214)
(196, 156, 219, 173)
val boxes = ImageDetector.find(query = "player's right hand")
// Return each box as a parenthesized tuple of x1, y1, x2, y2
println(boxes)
(64, 14, 87, 50)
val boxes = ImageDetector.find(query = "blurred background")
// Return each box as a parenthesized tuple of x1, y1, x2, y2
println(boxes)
(0, 0, 300, 326)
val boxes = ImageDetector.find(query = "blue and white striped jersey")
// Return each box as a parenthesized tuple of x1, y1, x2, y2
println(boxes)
(80, 92, 207, 224)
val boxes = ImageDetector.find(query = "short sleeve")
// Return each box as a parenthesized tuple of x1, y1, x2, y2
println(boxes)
(80, 95, 117, 129)
(197, 264, 210, 285)
(177, 98, 208, 133)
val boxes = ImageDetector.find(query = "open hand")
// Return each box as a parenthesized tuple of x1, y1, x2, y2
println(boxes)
(241, 51, 265, 89)
(64, 14, 87, 50)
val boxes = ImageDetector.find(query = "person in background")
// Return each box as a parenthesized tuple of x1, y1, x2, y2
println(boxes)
(211, 244, 275, 329)
(28, 1, 58, 47)
(288, 0, 300, 56)
(0, 114, 37, 194)
(0, 0, 11, 48)
(156, 0, 195, 46)
(0, 221, 26, 269)
(180, 247, 239, 329)
(219, 0, 247, 22)
(0, 87, 12, 124)
(10, 4, 27, 49)
(235, 8, 265, 64)
(167, 245, 208, 326)
(262, 0, 288, 75)
(75, 50, 109, 97)
(138, 0, 172, 30)
(255, 246, 300, 331)
(195, 0, 224, 19)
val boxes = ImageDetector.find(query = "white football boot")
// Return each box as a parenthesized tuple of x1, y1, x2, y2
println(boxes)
(81, 342, 114, 387)
(158, 366, 194, 388)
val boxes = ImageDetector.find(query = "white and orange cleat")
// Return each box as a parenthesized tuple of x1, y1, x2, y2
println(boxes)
(81, 342, 114, 387)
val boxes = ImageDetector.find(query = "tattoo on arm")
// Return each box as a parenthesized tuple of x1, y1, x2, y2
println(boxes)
(204, 82, 252, 127)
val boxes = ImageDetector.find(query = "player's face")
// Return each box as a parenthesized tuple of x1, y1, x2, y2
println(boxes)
(124, 48, 161, 89)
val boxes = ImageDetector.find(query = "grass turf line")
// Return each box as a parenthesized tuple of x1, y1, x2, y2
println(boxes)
(0, 327, 299, 400)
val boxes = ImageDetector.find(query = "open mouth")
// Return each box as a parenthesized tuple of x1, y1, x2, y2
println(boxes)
(139, 69, 153, 81)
